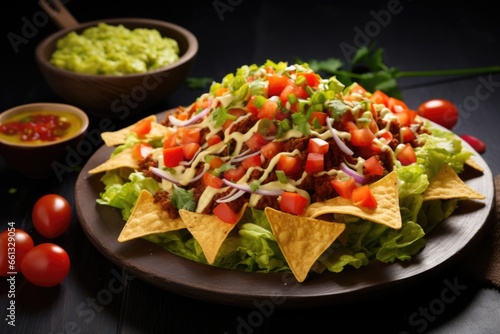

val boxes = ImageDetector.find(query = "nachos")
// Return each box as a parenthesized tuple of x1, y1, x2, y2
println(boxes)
(92, 61, 485, 282)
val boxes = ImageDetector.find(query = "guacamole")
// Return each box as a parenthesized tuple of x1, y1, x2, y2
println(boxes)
(50, 23, 180, 75)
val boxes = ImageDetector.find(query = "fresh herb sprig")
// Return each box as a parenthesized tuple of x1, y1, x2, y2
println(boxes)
(299, 44, 500, 99)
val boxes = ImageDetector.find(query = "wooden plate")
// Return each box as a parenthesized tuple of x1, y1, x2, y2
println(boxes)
(75, 112, 495, 308)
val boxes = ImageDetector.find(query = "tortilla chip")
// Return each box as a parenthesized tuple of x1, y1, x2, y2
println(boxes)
(464, 157, 484, 173)
(88, 147, 139, 174)
(178, 204, 247, 264)
(422, 164, 485, 200)
(304, 171, 402, 229)
(118, 190, 185, 242)
(264, 207, 345, 283)
(101, 115, 168, 146)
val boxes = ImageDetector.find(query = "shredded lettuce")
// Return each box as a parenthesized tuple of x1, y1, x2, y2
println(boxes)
(97, 170, 160, 220)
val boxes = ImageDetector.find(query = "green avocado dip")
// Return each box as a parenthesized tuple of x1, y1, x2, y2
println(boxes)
(50, 23, 180, 75)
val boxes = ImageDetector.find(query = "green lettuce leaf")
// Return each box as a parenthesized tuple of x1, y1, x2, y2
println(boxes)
(97, 170, 160, 220)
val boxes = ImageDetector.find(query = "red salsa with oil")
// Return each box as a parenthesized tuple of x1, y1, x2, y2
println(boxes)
(0, 111, 82, 144)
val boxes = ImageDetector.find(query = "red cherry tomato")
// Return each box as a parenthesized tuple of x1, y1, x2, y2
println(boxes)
(20, 243, 70, 287)
(0, 228, 34, 276)
(460, 134, 486, 153)
(32, 194, 72, 238)
(417, 99, 458, 129)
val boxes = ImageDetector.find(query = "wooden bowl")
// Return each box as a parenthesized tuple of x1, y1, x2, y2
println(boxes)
(35, 18, 198, 117)
(0, 102, 89, 179)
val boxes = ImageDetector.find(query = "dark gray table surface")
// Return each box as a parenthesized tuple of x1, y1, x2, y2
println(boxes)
(1, 1, 499, 333)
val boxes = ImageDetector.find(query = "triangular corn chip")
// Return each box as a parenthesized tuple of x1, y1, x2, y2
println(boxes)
(303, 171, 402, 229)
(178, 204, 247, 264)
(118, 190, 185, 242)
(464, 157, 484, 173)
(88, 147, 139, 174)
(101, 115, 168, 146)
(422, 164, 485, 200)
(265, 207, 345, 283)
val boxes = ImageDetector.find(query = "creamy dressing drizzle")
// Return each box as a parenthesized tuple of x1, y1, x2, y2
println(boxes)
(158, 81, 413, 213)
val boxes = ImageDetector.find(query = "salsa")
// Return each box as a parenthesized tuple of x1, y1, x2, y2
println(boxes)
(0, 111, 82, 144)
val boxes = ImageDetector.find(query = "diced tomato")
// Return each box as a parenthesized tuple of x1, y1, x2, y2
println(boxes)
(357, 141, 383, 159)
(400, 126, 415, 143)
(207, 134, 222, 146)
(132, 118, 152, 138)
(308, 137, 329, 154)
(342, 120, 358, 132)
(261, 141, 285, 160)
(279, 192, 308, 215)
(350, 128, 376, 147)
(279, 85, 296, 105)
(352, 185, 377, 209)
(387, 97, 409, 113)
(348, 83, 367, 96)
(163, 128, 177, 148)
(188, 100, 211, 113)
(209, 156, 224, 170)
(364, 156, 384, 176)
(179, 127, 201, 144)
(268, 75, 292, 97)
(331, 177, 357, 199)
(305, 153, 324, 174)
(182, 142, 200, 160)
(163, 146, 184, 167)
(377, 130, 393, 145)
(394, 108, 418, 127)
(368, 119, 379, 134)
(308, 111, 327, 126)
(370, 90, 389, 106)
(245, 132, 268, 151)
(223, 165, 246, 182)
(276, 155, 302, 176)
(131, 142, 154, 161)
(397, 143, 417, 166)
(203, 172, 223, 189)
(296, 72, 320, 88)
(280, 84, 308, 107)
(241, 154, 262, 169)
(246, 95, 260, 116)
(257, 99, 279, 120)
(213, 203, 239, 224)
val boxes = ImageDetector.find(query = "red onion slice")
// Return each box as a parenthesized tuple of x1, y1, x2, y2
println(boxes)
(340, 162, 367, 185)
(168, 108, 210, 127)
(327, 117, 354, 156)
(188, 164, 209, 183)
(222, 179, 283, 196)
(216, 189, 246, 203)
(150, 167, 182, 186)
(179, 146, 203, 166)
(231, 149, 261, 163)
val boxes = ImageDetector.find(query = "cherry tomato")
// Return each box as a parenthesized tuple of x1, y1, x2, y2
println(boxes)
(0, 228, 34, 276)
(21, 243, 70, 287)
(460, 134, 486, 153)
(417, 99, 458, 129)
(32, 194, 72, 238)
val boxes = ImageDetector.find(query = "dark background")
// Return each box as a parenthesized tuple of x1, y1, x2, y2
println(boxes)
(1, 1, 500, 333)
